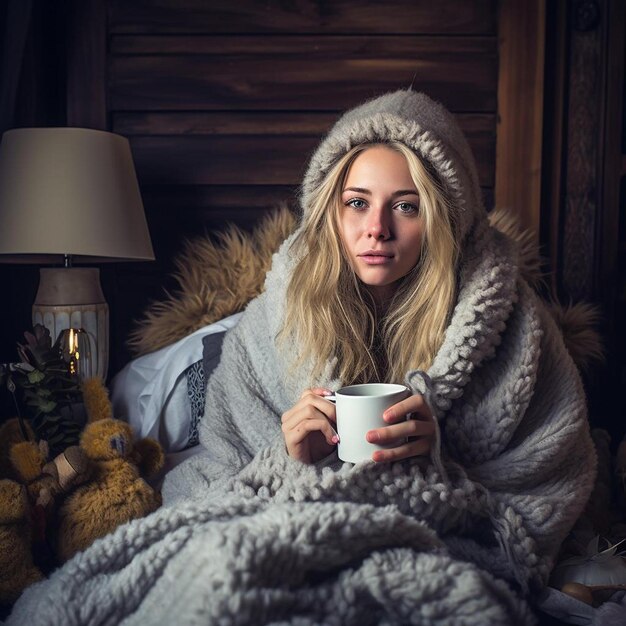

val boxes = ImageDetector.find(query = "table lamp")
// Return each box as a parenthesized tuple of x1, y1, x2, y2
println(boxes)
(0, 127, 155, 379)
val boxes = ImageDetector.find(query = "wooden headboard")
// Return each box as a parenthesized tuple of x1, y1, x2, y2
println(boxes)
(0, 0, 548, 378)
(2, 0, 624, 443)
(64, 0, 515, 374)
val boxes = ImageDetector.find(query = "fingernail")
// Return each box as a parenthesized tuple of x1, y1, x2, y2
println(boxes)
(331, 435, 340, 444)
(383, 409, 392, 422)
(366, 431, 379, 443)
(320, 389, 333, 396)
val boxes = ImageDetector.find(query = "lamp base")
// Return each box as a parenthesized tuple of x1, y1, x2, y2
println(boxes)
(32, 268, 109, 379)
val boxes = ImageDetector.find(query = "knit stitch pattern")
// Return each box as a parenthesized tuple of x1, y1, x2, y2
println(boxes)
(9, 436, 536, 626)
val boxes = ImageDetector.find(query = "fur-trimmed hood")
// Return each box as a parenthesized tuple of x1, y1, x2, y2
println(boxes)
(300, 89, 486, 242)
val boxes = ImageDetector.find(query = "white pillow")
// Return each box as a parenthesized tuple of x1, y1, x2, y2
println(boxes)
(110, 313, 242, 452)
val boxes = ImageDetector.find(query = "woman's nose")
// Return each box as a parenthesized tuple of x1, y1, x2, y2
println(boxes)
(367, 209, 391, 240)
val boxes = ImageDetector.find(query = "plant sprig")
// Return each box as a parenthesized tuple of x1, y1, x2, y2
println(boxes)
(0, 324, 84, 454)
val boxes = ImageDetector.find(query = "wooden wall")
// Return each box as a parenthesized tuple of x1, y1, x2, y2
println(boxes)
(1, 0, 624, 440)
(63, 0, 499, 376)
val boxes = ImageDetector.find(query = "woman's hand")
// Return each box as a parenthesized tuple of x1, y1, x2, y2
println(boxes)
(281, 388, 338, 464)
(365, 393, 435, 463)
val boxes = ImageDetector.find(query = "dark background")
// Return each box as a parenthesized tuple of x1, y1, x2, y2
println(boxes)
(0, 0, 624, 442)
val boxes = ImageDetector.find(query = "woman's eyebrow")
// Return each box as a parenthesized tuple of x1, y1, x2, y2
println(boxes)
(391, 189, 419, 197)
(342, 187, 419, 197)
(343, 186, 371, 194)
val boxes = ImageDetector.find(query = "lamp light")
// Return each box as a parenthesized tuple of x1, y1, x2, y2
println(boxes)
(0, 127, 155, 379)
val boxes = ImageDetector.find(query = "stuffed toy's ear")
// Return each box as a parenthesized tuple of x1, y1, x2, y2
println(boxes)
(81, 377, 113, 422)
(131, 438, 165, 480)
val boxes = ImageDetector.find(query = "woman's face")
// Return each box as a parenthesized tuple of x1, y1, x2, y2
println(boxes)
(339, 146, 425, 302)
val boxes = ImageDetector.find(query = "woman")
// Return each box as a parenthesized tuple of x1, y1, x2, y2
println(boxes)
(280, 141, 448, 465)
(8, 90, 596, 625)
(159, 89, 595, 616)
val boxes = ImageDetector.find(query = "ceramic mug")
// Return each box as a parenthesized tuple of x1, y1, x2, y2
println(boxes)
(328, 383, 410, 463)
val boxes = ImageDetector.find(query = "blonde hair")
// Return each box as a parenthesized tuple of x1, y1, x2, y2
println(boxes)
(281, 142, 458, 384)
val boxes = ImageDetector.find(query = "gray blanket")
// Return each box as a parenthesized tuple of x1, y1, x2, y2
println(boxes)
(6, 89, 597, 625)
(9, 435, 535, 626)
(5, 224, 595, 626)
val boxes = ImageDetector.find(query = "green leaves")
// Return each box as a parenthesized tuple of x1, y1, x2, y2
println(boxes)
(2, 324, 84, 455)
(27, 369, 45, 384)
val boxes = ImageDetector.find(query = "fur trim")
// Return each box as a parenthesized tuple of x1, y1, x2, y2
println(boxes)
(546, 301, 604, 372)
(127, 205, 297, 357)
(487, 208, 603, 370)
(487, 207, 544, 289)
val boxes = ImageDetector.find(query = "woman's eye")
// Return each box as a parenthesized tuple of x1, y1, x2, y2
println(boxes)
(347, 198, 367, 210)
(395, 202, 418, 214)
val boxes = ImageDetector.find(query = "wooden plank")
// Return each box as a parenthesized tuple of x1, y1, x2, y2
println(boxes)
(129, 133, 495, 187)
(130, 136, 314, 185)
(109, 0, 497, 35)
(140, 185, 296, 260)
(541, 0, 568, 297)
(66, 0, 107, 129)
(141, 185, 296, 214)
(109, 36, 497, 112)
(113, 111, 339, 136)
(110, 34, 496, 56)
(113, 111, 495, 138)
(495, 0, 545, 235)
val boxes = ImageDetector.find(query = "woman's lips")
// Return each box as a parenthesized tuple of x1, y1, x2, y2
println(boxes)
(358, 252, 394, 265)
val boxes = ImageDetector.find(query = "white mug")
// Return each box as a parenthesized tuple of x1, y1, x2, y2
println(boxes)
(328, 383, 410, 463)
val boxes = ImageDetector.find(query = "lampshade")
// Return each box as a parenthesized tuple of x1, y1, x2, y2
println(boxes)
(0, 127, 154, 262)
(0, 127, 155, 380)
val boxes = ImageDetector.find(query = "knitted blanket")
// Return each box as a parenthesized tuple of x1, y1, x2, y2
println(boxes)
(4, 227, 593, 626)
(8, 432, 537, 626)
(6, 89, 597, 624)
(4, 221, 595, 626)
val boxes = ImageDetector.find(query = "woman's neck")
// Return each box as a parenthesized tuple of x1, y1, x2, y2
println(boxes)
(367, 286, 395, 316)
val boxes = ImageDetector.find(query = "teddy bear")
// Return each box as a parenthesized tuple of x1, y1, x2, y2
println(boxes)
(0, 419, 92, 605)
(0, 479, 42, 607)
(0, 376, 164, 602)
(54, 378, 164, 562)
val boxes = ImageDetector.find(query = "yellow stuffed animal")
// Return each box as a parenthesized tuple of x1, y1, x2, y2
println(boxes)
(0, 419, 92, 606)
(0, 479, 42, 606)
(55, 379, 164, 561)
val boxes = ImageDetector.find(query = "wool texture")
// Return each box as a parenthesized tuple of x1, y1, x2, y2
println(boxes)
(5, 90, 597, 625)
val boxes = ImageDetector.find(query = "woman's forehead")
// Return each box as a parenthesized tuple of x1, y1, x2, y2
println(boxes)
(342, 146, 416, 190)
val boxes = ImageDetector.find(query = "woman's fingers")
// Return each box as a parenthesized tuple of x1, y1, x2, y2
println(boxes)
(283, 390, 337, 425)
(366, 417, 434, 444)
(383, 393, 432, 423)
(280, 388, 339, 464)
(282, 416, 338, 447)
(366, 395, 435, 463)
(303, 387, 334, 399)
(372, 437, 432, 463)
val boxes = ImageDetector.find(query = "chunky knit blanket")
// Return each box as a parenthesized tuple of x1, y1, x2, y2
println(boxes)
(8, 436, 535, 626)
(5, 221, 594, 626)
(6, 90, 597, 625)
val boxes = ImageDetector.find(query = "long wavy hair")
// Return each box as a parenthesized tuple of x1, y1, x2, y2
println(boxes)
(280, 141, 459, 384)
